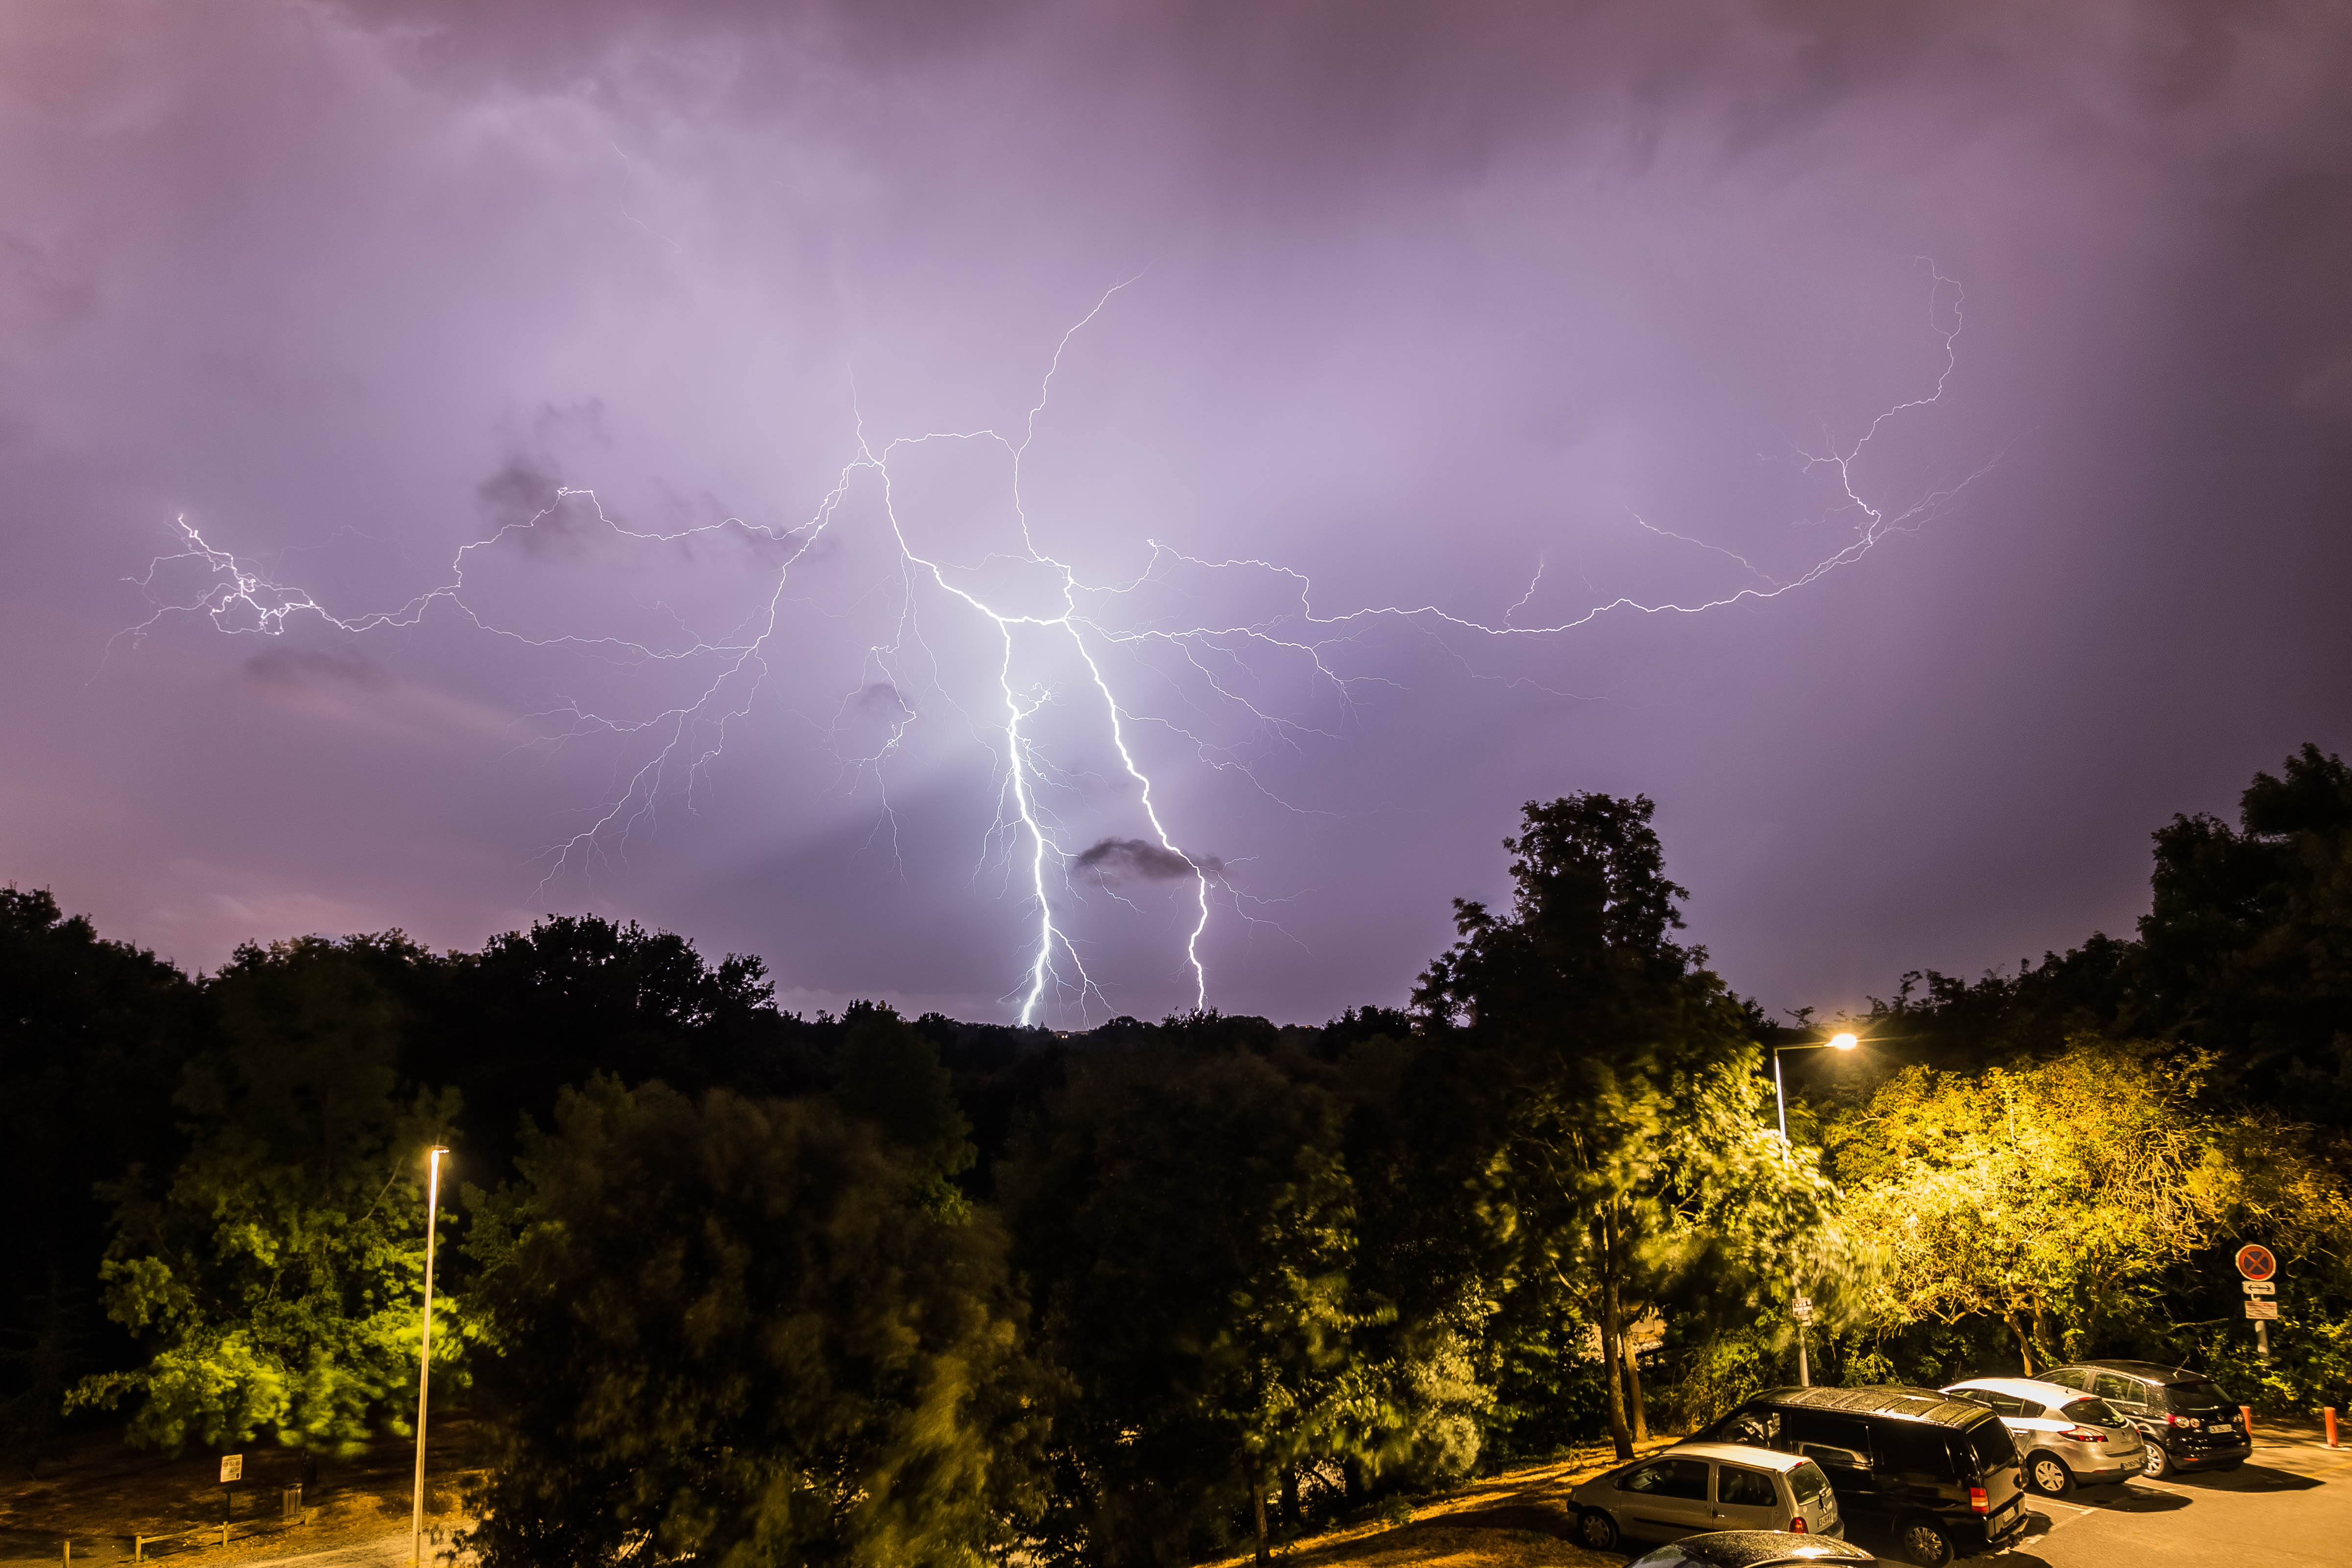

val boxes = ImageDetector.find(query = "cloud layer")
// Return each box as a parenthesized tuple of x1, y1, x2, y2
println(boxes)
(4, 1, 2349, 1021)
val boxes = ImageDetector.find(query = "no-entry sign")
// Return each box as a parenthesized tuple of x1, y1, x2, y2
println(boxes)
(2236, 1244, 2278, 1282)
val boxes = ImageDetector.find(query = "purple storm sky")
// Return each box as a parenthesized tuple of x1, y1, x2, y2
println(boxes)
(4, 2, 2349, 1026)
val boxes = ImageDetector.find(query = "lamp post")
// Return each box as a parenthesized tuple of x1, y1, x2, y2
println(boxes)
(1772, 1032, 1857, 1387)
(410, 1147, 448, 1568)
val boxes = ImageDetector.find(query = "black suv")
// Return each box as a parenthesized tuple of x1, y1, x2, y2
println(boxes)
(1700, 1386, 2026, 1567)
(2038, 1360, 2250, 1478)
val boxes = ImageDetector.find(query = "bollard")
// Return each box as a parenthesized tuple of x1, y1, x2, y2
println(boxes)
(61, 1541, 70, 1567)
(2241, 1404, 2256, 1444)
(2328, 1407, 2340, 1448)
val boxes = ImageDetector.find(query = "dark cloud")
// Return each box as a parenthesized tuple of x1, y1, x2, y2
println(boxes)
(1075, 837, 1222, 883)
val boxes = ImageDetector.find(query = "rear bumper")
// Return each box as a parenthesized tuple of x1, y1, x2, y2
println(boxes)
(2169, 1442, 2250, 1471)
(1968, 1500, 2029, 1548)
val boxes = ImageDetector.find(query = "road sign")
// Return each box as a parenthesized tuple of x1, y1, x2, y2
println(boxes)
(2236, 1243, 2278, 1281)
(2245, 1301, 2279, 1321)
(219, 1455, 242, 1484)
(2245, 1279, 2277, 1296)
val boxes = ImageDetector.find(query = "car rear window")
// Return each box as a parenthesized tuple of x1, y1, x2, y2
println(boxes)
(1961, 1415, 2018, 1476)
(2163, 1380, 2231, 1413)
(1789, 1459, 1830, 1504)
(2059, 1397, 2127, 1428)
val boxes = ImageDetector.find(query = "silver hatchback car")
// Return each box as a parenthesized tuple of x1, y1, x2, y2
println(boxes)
(1569, 1441, 1844, 1553)
(1940, 1377, 2145, 1496)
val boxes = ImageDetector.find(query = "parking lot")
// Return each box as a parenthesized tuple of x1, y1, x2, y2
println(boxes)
(1839, 1423, 2352, 1568)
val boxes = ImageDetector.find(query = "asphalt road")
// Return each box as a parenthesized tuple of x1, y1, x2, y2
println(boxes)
(1842, 1425, 2352, 1567)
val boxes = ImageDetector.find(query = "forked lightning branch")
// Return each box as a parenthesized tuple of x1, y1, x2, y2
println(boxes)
(120, 272, 1983, 1025)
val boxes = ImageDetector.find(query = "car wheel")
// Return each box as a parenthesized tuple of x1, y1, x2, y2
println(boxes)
(2028, 1451, 2074, 1496)
(2142, 1441, 2172, 1480)
(1896, 1516, 1955, 1567)
(1576, 1509, 1619, 1551)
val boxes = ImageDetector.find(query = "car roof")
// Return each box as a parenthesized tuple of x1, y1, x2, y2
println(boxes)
(1944, 1376, 2076, 1403)
(2050, 1359, 2209, 1385)
(1667, 1441, 1805, 1470)
(1743, 1383, 1999, 1430)
(1662, 1530, 1876, 1566)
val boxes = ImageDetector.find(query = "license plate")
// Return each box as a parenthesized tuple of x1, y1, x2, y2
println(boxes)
(2208, 1421, 2234, 1433)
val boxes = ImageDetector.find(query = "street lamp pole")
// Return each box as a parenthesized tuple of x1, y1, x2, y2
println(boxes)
(1772, 1033, 1857, 1389)
(410, 1147, 448, 1568)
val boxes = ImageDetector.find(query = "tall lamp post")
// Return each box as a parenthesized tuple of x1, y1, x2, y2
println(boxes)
(411, 1147, 449, 1568)
(1773, 1032, 1857, 1387)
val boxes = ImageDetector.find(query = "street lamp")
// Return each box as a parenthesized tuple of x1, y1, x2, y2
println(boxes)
(1772, 1032, 1857, 1387)
(411, 1147, 449, 1568)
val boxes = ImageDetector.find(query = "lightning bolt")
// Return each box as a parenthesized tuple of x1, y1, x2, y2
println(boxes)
(115, 265, 1984, 1026)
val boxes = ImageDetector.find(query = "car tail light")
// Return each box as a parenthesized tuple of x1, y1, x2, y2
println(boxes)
(2166, 1413, 2192, 1427)
(1968, 1486, 1990, 1514)
(1788, 1517, 1807, 1533)
(2061, 1426, 2108, 1442)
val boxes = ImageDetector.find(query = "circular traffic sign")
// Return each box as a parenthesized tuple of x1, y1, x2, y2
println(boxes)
(2236, 1243, 2278, 1281)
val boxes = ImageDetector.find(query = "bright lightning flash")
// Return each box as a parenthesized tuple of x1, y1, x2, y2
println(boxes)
(117, 267, 1982, 1026)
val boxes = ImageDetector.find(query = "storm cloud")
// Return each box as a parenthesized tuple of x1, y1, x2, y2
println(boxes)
(1075, 838, 1223, 885)
(3, 2, 2349, 1025)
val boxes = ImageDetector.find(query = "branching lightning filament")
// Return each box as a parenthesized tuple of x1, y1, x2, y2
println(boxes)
(118, 268, 1983, 1025)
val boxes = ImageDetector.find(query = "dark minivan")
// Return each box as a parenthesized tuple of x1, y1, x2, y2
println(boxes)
(1700, 1386, 2025, 1567)
(2037, 1360, 2250, 1478)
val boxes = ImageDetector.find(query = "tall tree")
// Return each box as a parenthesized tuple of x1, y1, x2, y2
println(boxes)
(2140, 743, 2352, 1119)
(1415, 796, 1812, 1459)
(69, 937, 460, 1453)
(0, 889, 203, 1469)
(465, 1080, 1035, 1568)
(1001, 1038, 1371, 1568)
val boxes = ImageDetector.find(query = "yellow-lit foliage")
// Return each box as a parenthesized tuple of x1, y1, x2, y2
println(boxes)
(1828, 1038, 2242, 1370)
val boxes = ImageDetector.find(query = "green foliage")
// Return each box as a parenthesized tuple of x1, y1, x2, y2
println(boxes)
(1001, 1040, 1376, 1565)
(67, 936, 460, 1453)
(464, 1079, 1036, 1568)
(0, 886, 203, 1469)
(833, 1001, 979, 1215)
(1826, 1036, 2352, 1389)
(1414, 795, 1843, 1455)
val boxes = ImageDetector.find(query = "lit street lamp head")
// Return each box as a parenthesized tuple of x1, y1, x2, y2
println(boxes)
(1828, 1032, 1859, 1051)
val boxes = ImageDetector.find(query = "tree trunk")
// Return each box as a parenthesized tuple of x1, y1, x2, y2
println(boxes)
(2031, 1301, 2061, 1367)
(1282, 1465, 1302, 1533)
(1622, 1323, 1651, 1444)
(1252, 1461, 1271, 1568)
(1597, 1215, 1634, 1460)
(2004, 1310, 2036, 1375)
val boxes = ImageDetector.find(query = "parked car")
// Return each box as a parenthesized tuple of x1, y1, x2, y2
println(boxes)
(1939, 1376, 2146, 1496)
(1569, 1442, 1843, 1553)
(2037, 1360, 2251, 1478)
(1631, 1530, 1880, 1567)
(1697, 1386, 2025, 1567)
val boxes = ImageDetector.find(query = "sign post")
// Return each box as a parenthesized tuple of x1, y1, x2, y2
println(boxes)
(2236, 1245, 2279, 1360)
(219, 1454, 242, 1537)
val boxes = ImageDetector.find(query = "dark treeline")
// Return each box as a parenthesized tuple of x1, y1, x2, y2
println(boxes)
(3, 744, 2348, 1567)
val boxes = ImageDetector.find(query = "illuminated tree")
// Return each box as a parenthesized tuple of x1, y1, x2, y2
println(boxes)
(68, 937, 460, 1454)
(1830, 1039, 2239, 1369)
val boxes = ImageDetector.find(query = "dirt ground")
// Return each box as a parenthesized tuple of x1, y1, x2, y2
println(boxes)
(0, 1422, 485, 1567)
(1202, 1437, 1684, 1568)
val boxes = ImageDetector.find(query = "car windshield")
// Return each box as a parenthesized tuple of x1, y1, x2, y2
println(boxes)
(1790, 1458, 1830, 1504)
(2164, 1381, 2232, 1413)
(1962, 1415, 2018, 1475)
(2059, 1396, 2128, 1428)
